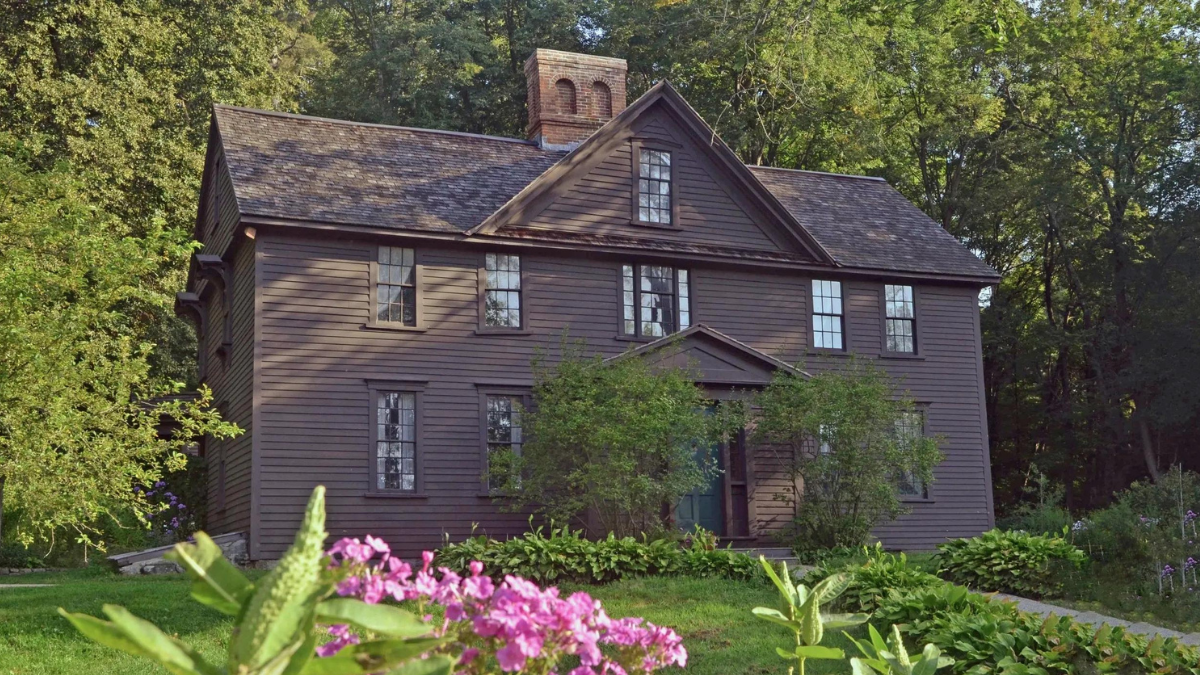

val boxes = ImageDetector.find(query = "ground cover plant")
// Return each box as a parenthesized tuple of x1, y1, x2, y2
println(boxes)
(935, 529, 1085, 598)
(436, 524, 762, 585)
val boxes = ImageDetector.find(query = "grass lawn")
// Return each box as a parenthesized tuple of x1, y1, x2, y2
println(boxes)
(0, 568, 859, 675)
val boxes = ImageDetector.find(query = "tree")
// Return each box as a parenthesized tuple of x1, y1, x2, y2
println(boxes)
(494, 340, 742, 537)
(0, 140, 240, 551)
(752, 361, 943, 550)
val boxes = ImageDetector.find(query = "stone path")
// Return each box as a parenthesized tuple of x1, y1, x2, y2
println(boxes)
(991, 593, 1200, 646)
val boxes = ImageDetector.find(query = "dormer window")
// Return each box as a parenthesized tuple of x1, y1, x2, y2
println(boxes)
(637, 149, 673, 225)
(621, 264, 690, 338)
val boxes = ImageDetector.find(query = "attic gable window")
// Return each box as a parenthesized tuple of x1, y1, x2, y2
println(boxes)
(637, 149, 673, 225)
(621, 264, 690, 338)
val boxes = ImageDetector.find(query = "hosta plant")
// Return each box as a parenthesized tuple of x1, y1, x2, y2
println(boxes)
(846, 624, 953, 675)
(936, 528, 1085, 598)
(59, 486, 454, 675)
(752, 556, 868, 675)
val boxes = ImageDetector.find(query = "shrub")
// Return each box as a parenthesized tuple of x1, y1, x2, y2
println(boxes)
(752, 361, 943, 552)
(0, 541, 42, 568)
(996, 502, 1072, 537)
(437, 524, 763, 585)
(936, 528, 1085, 598)
(802, 545, 942, 613)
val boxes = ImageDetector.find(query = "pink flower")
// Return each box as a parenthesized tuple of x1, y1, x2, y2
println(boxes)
(316, 624, 360, 657)
(496, 642, 527, 671)
(365, 534, 390, 556)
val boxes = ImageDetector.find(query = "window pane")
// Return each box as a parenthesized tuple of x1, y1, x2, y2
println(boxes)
(377, 247, 416, 326)
(637, 149, 672, 224)
(486, 395, 523, 491)
(377, 391, 416, 491)
(812, 279, 844, 350)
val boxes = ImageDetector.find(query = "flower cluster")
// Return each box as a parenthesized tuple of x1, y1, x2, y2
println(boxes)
(135, 481, 191, 536)
(324, 537, 687, 675)
(1162, 564, 1176, 578)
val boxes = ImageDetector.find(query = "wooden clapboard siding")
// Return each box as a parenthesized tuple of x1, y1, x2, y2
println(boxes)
(238, 231, 993, 558)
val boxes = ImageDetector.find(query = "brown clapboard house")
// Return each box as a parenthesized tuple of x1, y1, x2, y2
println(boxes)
(179, 49, 1000, 561)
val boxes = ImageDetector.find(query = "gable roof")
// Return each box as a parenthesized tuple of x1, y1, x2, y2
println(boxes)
(211, 98, 999, 281)
(605, 324, 807, 385)
(467, 81, 834, 265)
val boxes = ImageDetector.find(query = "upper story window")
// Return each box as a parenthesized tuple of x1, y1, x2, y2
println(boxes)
(894, 411, 927, 497)
(622, 264, 690, 338)
(377, 246, 416, 326)
(484, 253, 522, 329)
(485, 394, 523, 492)
(637, 149, 672, 225)
(884, 284, 915, 353)
(375, 390, 417, 491)
(812, 280, 844, 350)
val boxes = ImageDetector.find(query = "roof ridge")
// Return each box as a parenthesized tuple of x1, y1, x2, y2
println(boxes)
(213, 104, 543, 147)
(748, 165, 887, 182)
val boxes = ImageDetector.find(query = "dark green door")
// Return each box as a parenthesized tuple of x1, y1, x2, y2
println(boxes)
(675, 442, 725, 535)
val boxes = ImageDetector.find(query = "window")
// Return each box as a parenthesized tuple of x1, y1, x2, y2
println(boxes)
(376, 246, 416, 326)
(637, 149, 672, 224)
(485, 394, 523, 492)
(884, 284, 915, 353)
(812, 280, 844, 350)
(622, 264, 691, 338)
(375, 391, 417, 491)
(483, 253, 522, 328)
(894, 411, 927, 497)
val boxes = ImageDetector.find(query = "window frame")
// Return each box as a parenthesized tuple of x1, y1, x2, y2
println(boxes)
(880, 283, 920, 357)
(366, 245, 425, 332)
(617, 263, 693, 340)
(629, 139, 680, 229)
(894, 407, 934, 502)
(477, 387, 531, 497)
(477, 252, 530, 334)
(808, 278, 847, 353)
(366, 380, 427, 498)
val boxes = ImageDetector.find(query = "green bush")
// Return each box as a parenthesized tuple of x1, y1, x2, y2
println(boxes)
(436, 525, 763, 585)
(0, 541, 42, 568)
(935, 528, 1085, 598)
(802, 545, 943, 613)
(996, 502, 1072, 537)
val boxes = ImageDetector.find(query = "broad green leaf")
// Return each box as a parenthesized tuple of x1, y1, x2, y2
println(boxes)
(812, 573, 851, 605)
(301, 638, 448, 675)
(58, 609, 151, 660)
(166, 532, 254, 616)
(850, 657, 878, 675)
(752, 606, 802, 631)
(822, 612, 870, 629)
(385, 655, 456, 675)
(791, 645, 846, 659)
(101, 605, 222, 675)
(760, 556, 795, 607)
(316, 599, 433, 638)
(258, 637, 309, 675)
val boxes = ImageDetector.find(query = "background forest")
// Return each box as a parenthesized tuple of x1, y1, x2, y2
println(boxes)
(1, 0, 1198, 535)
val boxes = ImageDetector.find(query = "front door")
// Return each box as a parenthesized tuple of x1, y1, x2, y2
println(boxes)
(675, 442, 725, 535)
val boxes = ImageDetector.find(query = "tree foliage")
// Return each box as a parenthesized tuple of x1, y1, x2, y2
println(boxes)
(753, 361, 944, 550)
(0, 140, 240, 550)
(495, 340, 742, 537)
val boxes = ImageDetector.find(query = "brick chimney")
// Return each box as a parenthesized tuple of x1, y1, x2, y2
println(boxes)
(525, 49, 627, 150)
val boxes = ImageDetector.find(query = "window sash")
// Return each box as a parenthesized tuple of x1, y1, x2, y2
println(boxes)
(884, 284, 915, 353)
(894, 411, 926, 497)
(376, 391, 417, 491)
(622, 264, 690, 337)
(484, 253, 522, 328)
(377, 246, 416, 326)
(485, 394, 523, 492)
(637, 149, 672, 224)
(812, 279, 844, 350)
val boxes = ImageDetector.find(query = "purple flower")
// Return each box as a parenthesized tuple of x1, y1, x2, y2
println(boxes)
(316, 624, 359, 657)
(1163, 565, 1176, 578)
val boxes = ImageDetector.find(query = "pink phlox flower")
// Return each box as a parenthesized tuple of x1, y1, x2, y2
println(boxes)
(458, 648, 480, 665)
(433, 567, 463, 603)
(421, 550, 435, 572)
(365, 534, 390, 556)
(445, 601, 466, 622)
(469, 560, 485, 577)
(495, 642, 527, 672)
(316, 624, 360, 657)
(413, 569, 439, 597)
(570, 667, 599, 675)
(362, 574, 386, 604)
(336, 575, 363, 597)
(462, 573, 495, 601)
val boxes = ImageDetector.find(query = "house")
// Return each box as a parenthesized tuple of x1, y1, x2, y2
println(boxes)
(178, 49, 1000, 561)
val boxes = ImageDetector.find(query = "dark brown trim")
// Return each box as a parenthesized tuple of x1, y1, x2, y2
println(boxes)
(476, 386, 532, 496)
(367, 245, 424, 330)
(972, 292, 997, 526)
(628, 139, 681, 230)
(250, 236, 263, 560)
(806, 277, 848, 354)
(196, 254, 234, 358)
(174, 292, 208, 381)
(476, 251, 528, 332)
(240, 216, 1001, 285)
(366, 380, 427, 495)
(878, 283, 921, 357)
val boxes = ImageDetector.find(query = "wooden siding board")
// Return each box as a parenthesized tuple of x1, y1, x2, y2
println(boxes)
(249, 232, 993, 558)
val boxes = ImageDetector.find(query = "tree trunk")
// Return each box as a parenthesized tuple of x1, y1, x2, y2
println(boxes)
(1139, 416, 1161, 483)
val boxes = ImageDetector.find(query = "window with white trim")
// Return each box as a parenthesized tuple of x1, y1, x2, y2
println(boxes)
(622, 264, 691, 337)
(812, 280, 844, 350)
(884, 284, 915, 353)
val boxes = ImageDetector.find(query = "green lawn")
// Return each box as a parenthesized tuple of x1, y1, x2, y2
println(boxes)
(0, 568, 860, 675)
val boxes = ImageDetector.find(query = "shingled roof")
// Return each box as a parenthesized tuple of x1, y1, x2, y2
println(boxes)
(213, 105, 998, 281)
